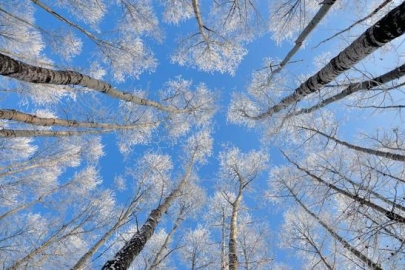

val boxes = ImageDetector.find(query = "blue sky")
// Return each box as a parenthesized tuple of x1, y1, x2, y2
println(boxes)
(3, 0, 405, 268)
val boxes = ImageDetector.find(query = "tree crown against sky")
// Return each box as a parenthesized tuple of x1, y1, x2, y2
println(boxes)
(1, 0, 405, 269)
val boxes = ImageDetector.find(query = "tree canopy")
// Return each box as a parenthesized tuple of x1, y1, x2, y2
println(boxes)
(1, 0, 405, 269)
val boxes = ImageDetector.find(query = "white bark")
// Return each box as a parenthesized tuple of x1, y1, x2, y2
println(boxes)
(286, 184, 383, 270)
(0, 129, 109, 137)
(0, 109, 159, 130)
(101, 155, 195, 269)
(247, 2, 405, 120)
(289, 63, 405, 117)
(0, 53, 184, 114)
(268, 0, 336, 81)
(302, 127, 405, 162)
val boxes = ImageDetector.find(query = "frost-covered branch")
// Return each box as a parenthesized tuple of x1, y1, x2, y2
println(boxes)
(238, 2, 405, 120)
(288, 63, 405, 117)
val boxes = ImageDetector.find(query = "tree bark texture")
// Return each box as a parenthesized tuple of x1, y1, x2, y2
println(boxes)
(290, 63, 405, 117)
(0, 109, 158, 130)
(101, 160, 194, 270)
(0, 129, 108, 137)
(228, 191, 242, 270)
(0, 53, 183, 113)
(269, 0, 336, 80)
(250, 2, 405, 120)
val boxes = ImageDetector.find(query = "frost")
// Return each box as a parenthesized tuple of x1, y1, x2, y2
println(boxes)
(55, 0, 107, 28)
(228, 92, 259, 128)
(172, 37, 247, 75)
(114, 175, 127, 191)
(0, 0, 45, 61)
(0, 137, 37, 162)
(47, 29, 83, 61)
(82, 137, 105, 163)
(100, 38, 157, 82)
(184, 129, 213, 163)
(161, 0, 193, 24)
(88, 62, 107, 80)
(219, 147, 268, 183)
(70, 166, 102, 196)
(161, 77, 216, 139)
(269, 0, 319, 45)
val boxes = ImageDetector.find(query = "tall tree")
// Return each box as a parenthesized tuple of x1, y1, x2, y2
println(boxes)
(102, 130, 212, 269)
(2, 1, 405, 269)
(229, 2, 405, 123)
(216, 147, 268, 269)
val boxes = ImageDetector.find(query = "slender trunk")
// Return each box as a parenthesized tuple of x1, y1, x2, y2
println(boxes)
(0, 128, 109, 137)
(148, 209, 184, 270)
(9, 231, 61, 270)
(72, 193, 143, 270)
(286, 184, 383, 270)
(314, 0, 393, 48)
(0, 109, 159, 130)
(31, 0, 100, 43)
(327, 168, 405, 213)
(289, 63, 405, 117)
(0, 53, 184, 114)
(302, 127, 405, 162)
(191, 0, 210, 44)
(361, 211, 405, 244)
(268, 0, 336, 81)
(0, 176, 73, 221)
(220, 210, 227, 270)
(362, 163, 405, 184)
(229, 184, 243, 270)
(302, 233, 333, 270)
(248, 2, 405, 120)
(284, 153, 405, 223)
(9, 206, 90, 270)
(102, 158, 195, 270)
(0, 199, 40, 222)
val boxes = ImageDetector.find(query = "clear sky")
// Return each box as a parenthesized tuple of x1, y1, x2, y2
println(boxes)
(2, 0, 405, 269)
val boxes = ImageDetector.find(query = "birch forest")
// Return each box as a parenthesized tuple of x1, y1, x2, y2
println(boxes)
(1, 0, 405, 269)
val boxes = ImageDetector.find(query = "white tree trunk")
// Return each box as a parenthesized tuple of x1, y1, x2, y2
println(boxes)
(289, 63, 405, 117)
(249, 2, 405, 120)
(0, 53, 183, 113)
(302, 127, 405, 162)
(101, 158, 195, 270)
(287, 184, 383, 270)
(0, 109, 159, 130)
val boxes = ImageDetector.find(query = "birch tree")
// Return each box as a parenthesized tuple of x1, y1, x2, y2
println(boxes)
(101, 130, 212, 269)
(2, 0, 405, 269)
(216, 147, 268, 270)
(229, 2, 405, 123)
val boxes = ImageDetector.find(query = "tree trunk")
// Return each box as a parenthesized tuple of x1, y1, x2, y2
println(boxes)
(286, 184, 383, 270)
(101, 158, 195, 270)
(302, 127, 405, 162)
(72, 193, 142, 270)
(0, 129, 109, 137)
(268, 0, 336, 81)
(228, 189, 242, 270)
(0, 109, 159, 130)
(0, 53, 183, 113)
(249, 2, 405, 120)
(148, 209, 184, 270)
(289, 63, 405, 117)
(220, 210, 227, 270)
(285, 153, 405, 223)
(327, 168, 405, 213)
